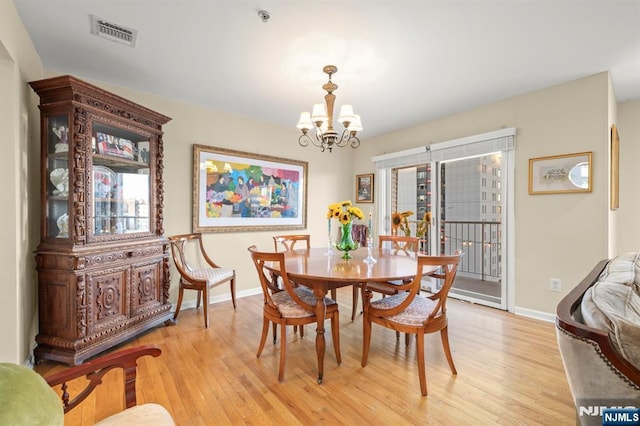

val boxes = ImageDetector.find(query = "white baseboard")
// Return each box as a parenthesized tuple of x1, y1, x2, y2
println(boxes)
(513, 306, 556, 323)
(172, 286, 262, 312)
(172, 286, 558, 325)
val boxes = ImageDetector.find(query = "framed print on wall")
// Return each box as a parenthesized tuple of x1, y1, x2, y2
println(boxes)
(356, 173, 374, 203)
(611, 124, 619, 210)
(528, 151, 592, 194)
(193, 144, 308, 232)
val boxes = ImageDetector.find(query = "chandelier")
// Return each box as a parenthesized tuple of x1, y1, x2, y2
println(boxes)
(296, 65, 362, 152)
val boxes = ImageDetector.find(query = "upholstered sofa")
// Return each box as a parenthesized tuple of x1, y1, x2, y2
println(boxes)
(0, 345, 174, 425)
(556, 253, 640, 425)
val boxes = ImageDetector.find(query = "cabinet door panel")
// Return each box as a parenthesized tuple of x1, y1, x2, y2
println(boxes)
(131, 259, 163, 315)
(88, 268, 129, 328)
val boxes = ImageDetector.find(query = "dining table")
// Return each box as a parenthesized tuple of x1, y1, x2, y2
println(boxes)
(264, 246, 426, 384)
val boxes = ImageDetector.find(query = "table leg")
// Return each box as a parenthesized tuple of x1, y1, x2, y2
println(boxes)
(314, 285, 327, 384)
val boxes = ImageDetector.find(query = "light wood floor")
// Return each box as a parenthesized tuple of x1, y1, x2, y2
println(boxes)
(35, 287, 576, 425)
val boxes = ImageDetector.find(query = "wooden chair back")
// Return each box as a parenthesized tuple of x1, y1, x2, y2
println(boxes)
(368, 253, 461, 321)
(169, 233, 222, 279)
(378, 235, 420, 256)
(272, 234, 311, 252)
(248, 245, 314, 313)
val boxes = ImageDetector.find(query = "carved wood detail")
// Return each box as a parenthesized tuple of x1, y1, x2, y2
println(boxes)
(95, 275, 123, 321)
(72, 107, 87, 245)
(76, 275, 87, 338)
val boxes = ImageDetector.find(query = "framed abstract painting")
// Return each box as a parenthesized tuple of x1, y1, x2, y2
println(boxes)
(193, 144, 308, 232)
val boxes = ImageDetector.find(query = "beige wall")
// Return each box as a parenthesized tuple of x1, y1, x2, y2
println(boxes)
(0, 0, 43, 363)
(616, 99, 640, 253)
(354, 73, 612, 317)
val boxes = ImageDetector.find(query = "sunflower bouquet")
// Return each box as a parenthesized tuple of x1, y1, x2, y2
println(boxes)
(327, 200, 364, 259)
(391, 210, 414, 236)
(416, 212, 432, 239)
(327, 200, 365, 224)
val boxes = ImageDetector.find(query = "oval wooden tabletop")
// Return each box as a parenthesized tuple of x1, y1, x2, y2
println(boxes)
(272, 247, 419, 283)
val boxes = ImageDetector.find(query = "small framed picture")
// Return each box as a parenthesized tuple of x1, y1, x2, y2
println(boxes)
(611, 125, 619, 210)
(356, 173, 374, 203)
(95, 132, 134, 160)
(529, 152, 592, 194)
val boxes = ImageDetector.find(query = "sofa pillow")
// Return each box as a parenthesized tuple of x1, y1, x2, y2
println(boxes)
(581, 253, 640, 371)
(0, 363, 63, 425)
(597, 252, 640, 288)
(580, 286, 610, 331)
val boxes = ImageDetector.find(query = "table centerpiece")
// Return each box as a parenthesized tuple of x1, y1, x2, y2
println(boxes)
(327, 200, 364, 259)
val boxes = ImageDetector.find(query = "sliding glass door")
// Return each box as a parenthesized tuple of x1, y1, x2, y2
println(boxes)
(375, 128, 515, 311)
(435, 154, 504, 307)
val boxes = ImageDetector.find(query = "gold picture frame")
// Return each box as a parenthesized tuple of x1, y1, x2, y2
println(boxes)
(356, 173, 374, 203)
(528, 152, 592, 194)
(193, 144, 308, 232)
(611, 124, 619, 210)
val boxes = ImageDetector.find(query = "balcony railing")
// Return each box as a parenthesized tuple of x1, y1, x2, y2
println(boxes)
(439, 220, 501, 282)
(404, 219, 501, 282)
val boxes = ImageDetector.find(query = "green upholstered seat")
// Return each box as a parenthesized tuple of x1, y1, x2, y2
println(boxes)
(0, 363, 63, 425)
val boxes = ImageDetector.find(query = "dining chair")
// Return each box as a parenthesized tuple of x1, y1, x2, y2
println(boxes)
(168, 233, 236, 328)
(248, 245, 342, 382)
(351, 235, 420, 320)
(272, 234, 311, 252)
(361, 253, 462, 396)
(272, 234, 312, 338)
(273, 234, 337, 303)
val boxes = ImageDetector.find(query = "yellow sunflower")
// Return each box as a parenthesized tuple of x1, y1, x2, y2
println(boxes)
(391, 210, 414, 235)
(327, 200, 365, 225)
(416, 211, 432, 238)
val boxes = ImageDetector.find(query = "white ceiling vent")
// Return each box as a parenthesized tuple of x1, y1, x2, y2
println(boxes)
(90, 15, 137, 47)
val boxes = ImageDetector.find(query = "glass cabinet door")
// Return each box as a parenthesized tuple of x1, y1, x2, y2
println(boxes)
(45, 114, 71, 239)
(90, 121, 152, 238)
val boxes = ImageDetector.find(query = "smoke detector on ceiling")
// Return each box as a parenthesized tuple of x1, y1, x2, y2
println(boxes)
(90, 15, 138, 47)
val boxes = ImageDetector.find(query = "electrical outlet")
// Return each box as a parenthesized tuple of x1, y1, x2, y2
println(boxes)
(550, 278, 562, 292)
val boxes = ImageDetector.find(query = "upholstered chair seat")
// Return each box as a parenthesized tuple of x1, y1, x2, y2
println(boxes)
(370, 293, 438, 326)
(271, 286, 337, 318)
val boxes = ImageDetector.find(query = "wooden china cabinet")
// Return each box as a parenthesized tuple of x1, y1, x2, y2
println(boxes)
(30, 75, 173, 365)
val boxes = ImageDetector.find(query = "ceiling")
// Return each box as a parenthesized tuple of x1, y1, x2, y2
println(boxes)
(13, 0, 640, 139)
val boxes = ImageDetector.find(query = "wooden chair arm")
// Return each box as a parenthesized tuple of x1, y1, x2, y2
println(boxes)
(45, 345, 161, 413)
(199, 237, 222, 268)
